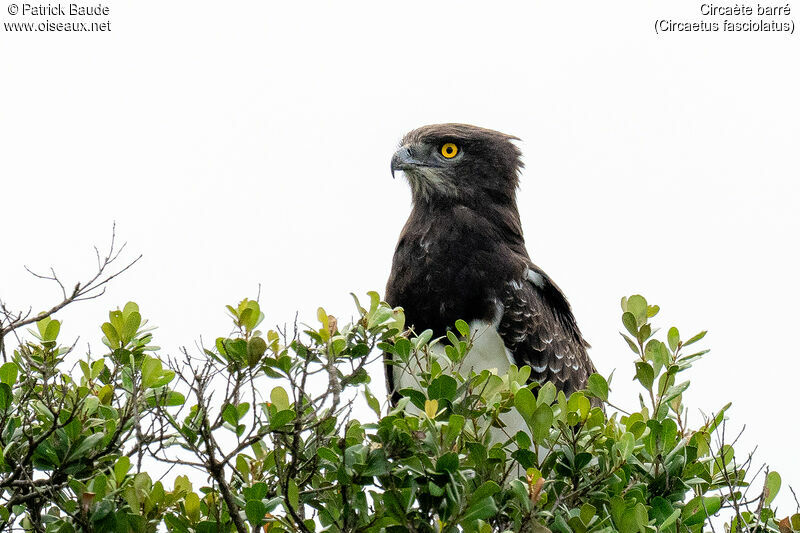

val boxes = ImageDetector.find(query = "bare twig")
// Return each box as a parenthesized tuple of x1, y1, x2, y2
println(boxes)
(0, 225, 140, 361)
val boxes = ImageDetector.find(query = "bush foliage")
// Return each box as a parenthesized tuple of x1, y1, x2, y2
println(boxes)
(0, 259, 797, 532)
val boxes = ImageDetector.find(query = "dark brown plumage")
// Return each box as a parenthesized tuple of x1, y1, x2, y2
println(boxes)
(385, 123, 595, 404)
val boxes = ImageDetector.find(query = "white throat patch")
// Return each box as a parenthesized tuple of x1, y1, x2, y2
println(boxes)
(404, 167, 458, 202)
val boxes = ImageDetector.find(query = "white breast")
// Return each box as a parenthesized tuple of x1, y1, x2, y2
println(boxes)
(393, 319, 530, 451)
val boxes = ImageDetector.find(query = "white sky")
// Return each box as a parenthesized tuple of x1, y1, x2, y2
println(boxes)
(2, 0, 799, 516)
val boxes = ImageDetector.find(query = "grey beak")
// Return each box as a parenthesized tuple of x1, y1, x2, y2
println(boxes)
(390, 146, 417, 179)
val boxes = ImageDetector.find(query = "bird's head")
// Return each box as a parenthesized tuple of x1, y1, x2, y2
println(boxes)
(391, 123, 523, 206)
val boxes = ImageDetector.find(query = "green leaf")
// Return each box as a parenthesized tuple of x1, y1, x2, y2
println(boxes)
(765, 471, 781, 505)
(635, 362, 654, 389)
(684, 330, 707, 346)
(114, 456, 131, 484)
(567, 392, 591, 419)
(394, 338, 411, 362)
(636, 323, 651, 344)
(151, 481, 166, 506)
(713, 444, 735, 474)
(436, 452, 459, 473)
(243, 300, 262, 332)
(661, 509, 681, 530)
(621, 312, 638, 337)
(101, 322, 120, 348)
(515, 365, 531, 384)
(109, 310, 124, 333)
(184, 492, 201, 523)
(222, 404, 239, 427)
(43, 318, 61, 342)
(36, 316, 51, 338)
(364, 387, 382, 418)
(616, 431, 635, 460)
(90, 473, 109, 499)
(236, 452, 254, 479)
(682, 495, 721, 526)
(463, 497, 498, 524)
(515, 430, 532, 450)
(147, 390, 185, 407)
(150, 369, 175, 388)
(400, 388, 426, 410)
(587, 374, 608, 401)
(122, 301, 139, 317)
(446, 414, 465, 444)
(270, 409, 296, 428)
(626, 295, 647, 326)
(472, 480, 501, 501)
(317, 447, 339, 462)
(620, 333, 639, 354)
(141, 356, 162, 389)
(645, 340, 670, 376)
(514, 388, 536, 423)
(247, 337, 267, 366)
(661, 418, 678, 452)
(530, 403, 554, 443)
(668, 327, 680, 352)
(455, 319, 470, 337)
(446, 330, 460, 350)
(245, 499, 267, 525)
(661, 381, 690, 404)
(414, 329, 433, 349)
(428, 375, 457, 401)
(0, 363, 18, 386)
(197, 521, 221, 533)
(123, 311, 141, 342)
(367, 291, 380, 315)
(287, 478, 299, 509)
(270, 386, 290, 411)
(537, 381, 557, 406)
(428, 481, 445, 497)
(91, 358, 105, 379)
(611, 497, 645, 533)
(68, 433, 105, 462)
(580, 503, 596, 525)
(174, 475, 192, 494)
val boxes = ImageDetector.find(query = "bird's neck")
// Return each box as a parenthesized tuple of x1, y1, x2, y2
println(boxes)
(410, 195, 526, 251)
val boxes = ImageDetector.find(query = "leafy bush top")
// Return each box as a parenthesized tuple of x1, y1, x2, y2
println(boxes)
(0, 287, 796, 533)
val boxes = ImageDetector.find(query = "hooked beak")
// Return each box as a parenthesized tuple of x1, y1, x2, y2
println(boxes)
(390, 146, 420, 179)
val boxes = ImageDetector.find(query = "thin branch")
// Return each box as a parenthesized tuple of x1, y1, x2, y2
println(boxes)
(1, 225, 141, 344)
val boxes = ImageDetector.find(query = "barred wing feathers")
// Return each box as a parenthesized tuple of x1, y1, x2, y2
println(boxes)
(497, 265, 595, 395)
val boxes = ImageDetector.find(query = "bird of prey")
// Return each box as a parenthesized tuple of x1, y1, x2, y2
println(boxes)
(385, 124, 596, 426)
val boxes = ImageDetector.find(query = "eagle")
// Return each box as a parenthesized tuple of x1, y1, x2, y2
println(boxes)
(385, 123, 596, 431)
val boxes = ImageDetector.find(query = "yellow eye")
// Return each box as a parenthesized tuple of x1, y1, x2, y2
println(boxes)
(440, 143, 459, 159)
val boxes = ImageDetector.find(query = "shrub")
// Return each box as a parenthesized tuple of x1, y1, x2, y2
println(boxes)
(0, 248, 796, 532)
